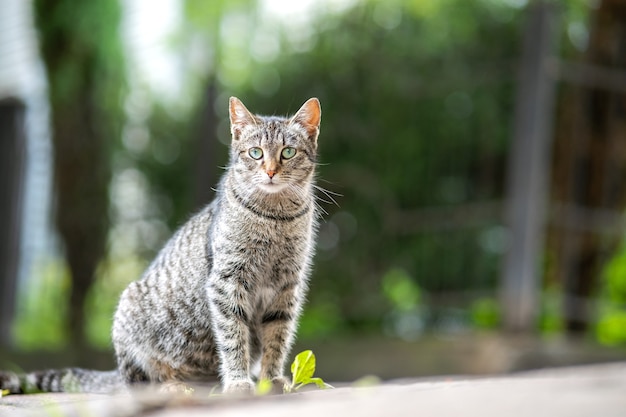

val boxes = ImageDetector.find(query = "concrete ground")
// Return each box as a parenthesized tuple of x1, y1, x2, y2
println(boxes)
(1, 362, 625, 417)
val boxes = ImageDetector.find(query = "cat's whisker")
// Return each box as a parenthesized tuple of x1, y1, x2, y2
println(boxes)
(312, 195, 334, 214)
(285, 184, 328, 218)
(313, 201, 329, 217)
(317, 178, 342, 188)
(315, 177, 343, 189)
(315, 186, 342, 197)
(315, 196, 336, 205)
(312, 184, 341, 207)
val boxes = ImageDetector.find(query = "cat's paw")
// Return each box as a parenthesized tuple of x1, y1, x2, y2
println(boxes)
(159, 381, 194, 395)
(223, 379, 255, 395)
(268, 376, 290, 394)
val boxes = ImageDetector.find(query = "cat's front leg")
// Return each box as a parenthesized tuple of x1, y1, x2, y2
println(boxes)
(259, 282, 302, 392)
(207, 268, 255, 394)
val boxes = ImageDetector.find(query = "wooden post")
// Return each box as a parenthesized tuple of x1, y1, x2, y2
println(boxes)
(500, 2, 559, 332)
(0, 98, 26, 348)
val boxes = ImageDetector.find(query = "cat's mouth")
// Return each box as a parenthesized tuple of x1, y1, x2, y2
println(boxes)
(257, 181, 288, 194)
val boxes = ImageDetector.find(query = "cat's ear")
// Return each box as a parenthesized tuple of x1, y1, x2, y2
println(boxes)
(290, 98, 321, 141)
(229, 97, 257, 141)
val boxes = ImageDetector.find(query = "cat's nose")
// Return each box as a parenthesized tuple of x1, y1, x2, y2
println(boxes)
(267, 170, 276, 179)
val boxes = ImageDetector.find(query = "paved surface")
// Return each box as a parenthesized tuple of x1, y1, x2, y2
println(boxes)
(1, 362, 625, 417)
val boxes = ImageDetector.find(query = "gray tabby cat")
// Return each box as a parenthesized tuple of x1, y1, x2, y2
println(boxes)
(0, 97, 322, 395)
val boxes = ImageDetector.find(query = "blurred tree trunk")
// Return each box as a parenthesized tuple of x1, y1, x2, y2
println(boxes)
(0, 99, 26, 349)
(33, 0, 125, 353)
(550, 0, 626, 334)
(192, 80, 219, 209)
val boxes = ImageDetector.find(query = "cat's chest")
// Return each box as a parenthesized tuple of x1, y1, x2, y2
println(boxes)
(211, 194, 314, 280)
(242, 221, 309, 272)
(217, 208, 311, 253)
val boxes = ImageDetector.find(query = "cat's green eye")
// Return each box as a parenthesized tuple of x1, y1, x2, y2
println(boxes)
(281, 147, 297, 159)
(248, 147, 263, 160)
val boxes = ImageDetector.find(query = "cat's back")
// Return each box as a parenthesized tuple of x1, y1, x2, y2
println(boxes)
(146, 201, 215, 284)
(114, 202, 215, 323)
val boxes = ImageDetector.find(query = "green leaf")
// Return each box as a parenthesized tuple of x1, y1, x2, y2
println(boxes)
(1, 389, 10, 397)
(291, 350, 316, 386)
(308, 377, 333, 389)
(287, 350, 333, 392)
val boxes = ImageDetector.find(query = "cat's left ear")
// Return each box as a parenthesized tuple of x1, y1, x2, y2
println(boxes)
(229, 97, 257, 141)
(290, 98, 321, 142)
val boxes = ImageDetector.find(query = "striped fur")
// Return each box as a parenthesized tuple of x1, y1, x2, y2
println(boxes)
(0, 97, 321, 395)
(0, 369, 121, 394)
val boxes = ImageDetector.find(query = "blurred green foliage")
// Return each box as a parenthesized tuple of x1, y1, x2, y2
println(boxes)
(538, 286, 564, 335)
(382, 268, 426, 340)
(596, 245, 626, 345)
(470, 298, 500, 329)
(602, 247, 626, 304)
(383, 268, 422, 313)
(13, 261, 69, 350)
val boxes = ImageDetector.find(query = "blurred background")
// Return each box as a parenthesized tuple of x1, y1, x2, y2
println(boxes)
(1, 0, 626, 382)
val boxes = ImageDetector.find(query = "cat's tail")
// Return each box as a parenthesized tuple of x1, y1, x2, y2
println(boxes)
(0, 368, 124, 394)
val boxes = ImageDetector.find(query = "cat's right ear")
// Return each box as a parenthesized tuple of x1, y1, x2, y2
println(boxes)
(229, 97, 257, 141)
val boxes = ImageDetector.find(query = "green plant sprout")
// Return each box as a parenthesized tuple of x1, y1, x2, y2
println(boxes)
(257, 349, 333, 395)
(285, 350, 333, 393)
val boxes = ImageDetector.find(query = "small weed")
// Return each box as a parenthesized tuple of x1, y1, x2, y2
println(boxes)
(284, 350, 333, 393)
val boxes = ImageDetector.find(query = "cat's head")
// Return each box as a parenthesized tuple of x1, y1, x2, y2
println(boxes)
(228, 97, 321, 194)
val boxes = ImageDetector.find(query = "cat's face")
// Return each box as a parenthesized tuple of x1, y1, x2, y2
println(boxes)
(229, 97, 321, 195)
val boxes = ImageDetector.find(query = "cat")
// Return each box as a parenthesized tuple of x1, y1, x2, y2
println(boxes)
(0, 96, 322, 395)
